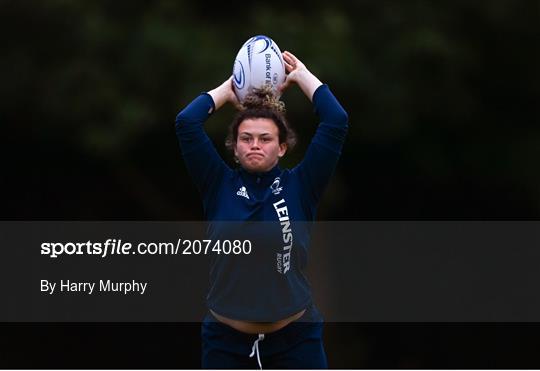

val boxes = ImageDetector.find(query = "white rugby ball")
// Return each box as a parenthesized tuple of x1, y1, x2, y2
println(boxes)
(232, 35, 286, 102)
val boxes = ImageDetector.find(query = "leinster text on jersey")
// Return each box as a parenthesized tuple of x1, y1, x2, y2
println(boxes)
(273, 198, 293, 274)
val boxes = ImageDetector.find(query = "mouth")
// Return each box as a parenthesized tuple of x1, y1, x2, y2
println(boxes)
(247, 153, 264, 159)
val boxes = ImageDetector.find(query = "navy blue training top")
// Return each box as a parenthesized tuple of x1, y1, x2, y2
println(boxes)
(175, 84, 348, 321)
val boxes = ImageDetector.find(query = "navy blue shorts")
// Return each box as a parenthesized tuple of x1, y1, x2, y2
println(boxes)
(201, 304, 328, 369)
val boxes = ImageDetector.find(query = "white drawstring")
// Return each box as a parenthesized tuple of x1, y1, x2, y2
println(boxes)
(249, 333, 265, 369)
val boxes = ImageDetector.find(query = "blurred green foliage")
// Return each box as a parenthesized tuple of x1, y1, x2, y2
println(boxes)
(2, 0, 539, 219)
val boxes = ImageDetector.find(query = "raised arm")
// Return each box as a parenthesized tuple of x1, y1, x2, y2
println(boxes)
(175, 76, 238, 208)
(280, 51, 349, 205)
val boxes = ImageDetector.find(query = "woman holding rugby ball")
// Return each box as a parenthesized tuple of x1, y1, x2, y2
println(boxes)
(175, 50, 349, 369)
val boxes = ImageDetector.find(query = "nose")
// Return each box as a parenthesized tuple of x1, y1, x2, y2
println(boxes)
(251, 139, 261, 149)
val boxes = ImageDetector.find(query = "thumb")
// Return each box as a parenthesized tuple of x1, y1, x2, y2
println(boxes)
(278, 77, 292, 93)
(229, 91, 242, 110)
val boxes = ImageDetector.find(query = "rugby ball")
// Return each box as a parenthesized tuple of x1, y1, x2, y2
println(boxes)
(232, 35, 286, 102)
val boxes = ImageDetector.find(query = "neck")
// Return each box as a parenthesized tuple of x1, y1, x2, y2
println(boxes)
(243, 162, 279, 175)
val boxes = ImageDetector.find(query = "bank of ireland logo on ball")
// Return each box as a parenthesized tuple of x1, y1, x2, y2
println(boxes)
(232, 35, 286, 102)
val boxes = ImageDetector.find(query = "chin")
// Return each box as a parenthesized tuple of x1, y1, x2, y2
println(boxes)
(243, 161, 269, 173)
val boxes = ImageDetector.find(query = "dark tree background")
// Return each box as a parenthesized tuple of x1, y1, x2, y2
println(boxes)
(1, 0, 539, 368)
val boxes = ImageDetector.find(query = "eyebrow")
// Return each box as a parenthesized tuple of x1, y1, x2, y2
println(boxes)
(239, 132, 273, 137)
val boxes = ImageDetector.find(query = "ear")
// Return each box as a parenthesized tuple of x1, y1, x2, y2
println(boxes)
(278, 143, 287, 158)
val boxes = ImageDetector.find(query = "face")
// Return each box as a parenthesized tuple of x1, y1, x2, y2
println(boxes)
(234, 118, 287, 173)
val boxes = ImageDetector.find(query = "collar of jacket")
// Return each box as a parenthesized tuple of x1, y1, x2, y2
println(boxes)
(238, 164, 281, 188)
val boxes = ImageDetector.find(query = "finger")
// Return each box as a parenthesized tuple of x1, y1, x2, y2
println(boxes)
(283, 60, 294, 73)
(283, 51, 300, 68)
(283, 51, 298, 63)
(285, 51, 304, 70)
(282, 51, 293, 62)
(282, 54, 295, 67)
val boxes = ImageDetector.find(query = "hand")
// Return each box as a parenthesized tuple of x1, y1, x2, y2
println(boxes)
(279, 51, 309, 92)
(278, 51, 323, 101)
(208, 76, 241, 111)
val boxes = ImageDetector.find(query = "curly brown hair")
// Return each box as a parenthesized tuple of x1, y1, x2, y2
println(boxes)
(225, 85, 296, 160)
